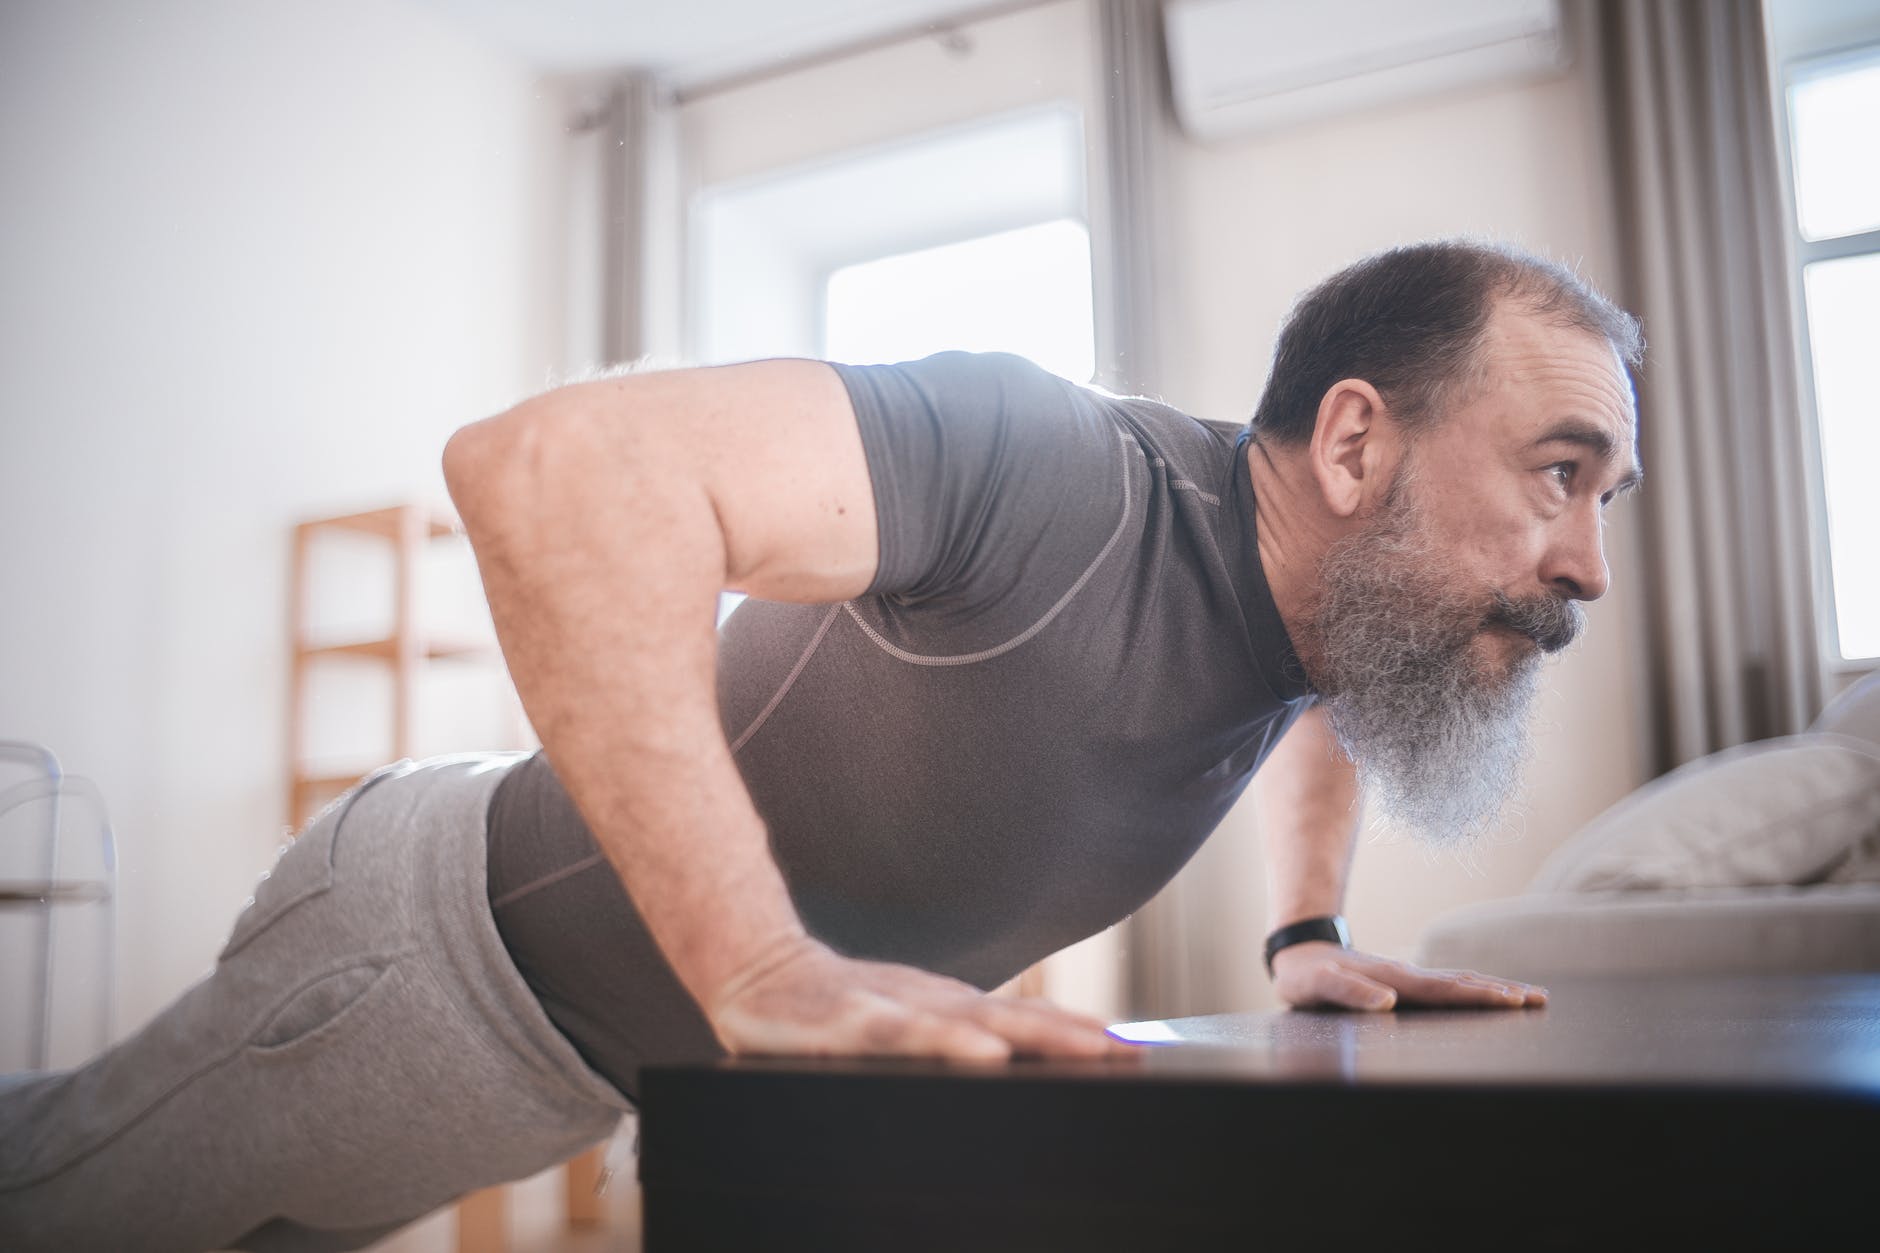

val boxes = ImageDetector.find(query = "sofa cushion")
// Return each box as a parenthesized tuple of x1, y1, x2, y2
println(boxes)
(1415, 884, 1880, 980)
(1824, 824, 1880, 884)
(1530, 734, 1880, 893)
(1811, 670, 1880, 751)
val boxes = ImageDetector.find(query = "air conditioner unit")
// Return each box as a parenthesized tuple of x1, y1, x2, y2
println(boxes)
(1162, 0, 1568, 142)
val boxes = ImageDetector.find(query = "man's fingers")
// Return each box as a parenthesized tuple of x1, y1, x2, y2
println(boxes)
(1423, 968, 1548, 1005)
(1274, 948, 1549, 1013)
(1310, 966, 1398, 1011)
(844, 994, 1012, 1061)
(970, 996, 1132, 1058)
(1384, 964, 1547, 1007)
(888, 1011, 1014, 1063)
(726, 998, 1012, 1062)
(712, 947, 1142, 1062)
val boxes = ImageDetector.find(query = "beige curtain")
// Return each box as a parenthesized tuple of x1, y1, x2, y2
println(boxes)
(599, 71, 683, 366)
(1092, 0, 1170, 399)
(1092, 0, 1222, 1020)
(1588, 0, 1824, 771)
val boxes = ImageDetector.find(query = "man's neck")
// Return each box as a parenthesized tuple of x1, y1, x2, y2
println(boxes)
(1245, 437, 1339, 667)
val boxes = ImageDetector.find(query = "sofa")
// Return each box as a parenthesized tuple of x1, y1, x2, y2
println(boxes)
(1414, 671, 1880, 982)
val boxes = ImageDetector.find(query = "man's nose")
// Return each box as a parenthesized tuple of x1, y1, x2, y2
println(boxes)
(1544, 505, 1610, 602)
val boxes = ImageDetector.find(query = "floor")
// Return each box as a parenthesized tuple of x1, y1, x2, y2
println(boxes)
(364, 1160, 644, 1253)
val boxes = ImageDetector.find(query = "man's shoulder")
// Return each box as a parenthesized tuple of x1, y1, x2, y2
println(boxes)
(834, 351, 1242, 499)
(837, 351, 1104, 422)
(1084, 387, 1244, 487)
(902, 352, 1239, 451)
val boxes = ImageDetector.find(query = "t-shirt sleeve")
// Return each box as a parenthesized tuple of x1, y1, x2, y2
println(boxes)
(831, 351, 1127, 608)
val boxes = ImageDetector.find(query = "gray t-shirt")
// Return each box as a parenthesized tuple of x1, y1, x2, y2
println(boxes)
(486, 351, 1314, 1098)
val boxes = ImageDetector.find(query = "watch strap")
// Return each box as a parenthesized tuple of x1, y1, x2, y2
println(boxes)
(1263, 914, 1351, 976)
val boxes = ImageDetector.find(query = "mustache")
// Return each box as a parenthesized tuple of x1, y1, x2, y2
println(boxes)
(1483, 592, 1582, 654)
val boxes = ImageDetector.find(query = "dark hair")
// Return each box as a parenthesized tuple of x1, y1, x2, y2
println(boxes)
(1247, 239, 1644, 444)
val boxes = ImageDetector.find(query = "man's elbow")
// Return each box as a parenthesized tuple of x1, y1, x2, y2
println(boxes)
(442, 414, 508, 519)
(441, 398, 577, 556)
(444, 382, 703, 562)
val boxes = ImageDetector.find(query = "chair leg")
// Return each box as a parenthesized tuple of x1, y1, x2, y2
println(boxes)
(455, 1185, 508, 1253)
(564, 1144, 606, 1228)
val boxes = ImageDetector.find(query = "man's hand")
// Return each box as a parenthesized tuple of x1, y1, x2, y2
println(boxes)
(1270, 941, 1547, 1011)
(710, 935, 1137, 1062)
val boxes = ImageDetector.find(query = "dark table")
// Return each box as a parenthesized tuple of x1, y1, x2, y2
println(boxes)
(638, 974, 1880, 1250)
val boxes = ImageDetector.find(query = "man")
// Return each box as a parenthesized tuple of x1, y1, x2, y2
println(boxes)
(0, 239, 1642, 1251)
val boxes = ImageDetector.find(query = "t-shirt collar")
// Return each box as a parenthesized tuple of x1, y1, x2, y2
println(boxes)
(1227, 428, 1316, 704)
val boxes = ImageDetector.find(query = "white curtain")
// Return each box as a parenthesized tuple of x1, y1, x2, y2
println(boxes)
(1585, 0, 1825, 770)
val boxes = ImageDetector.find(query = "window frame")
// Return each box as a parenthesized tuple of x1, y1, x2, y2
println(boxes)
(1773, 37, 1880, 671)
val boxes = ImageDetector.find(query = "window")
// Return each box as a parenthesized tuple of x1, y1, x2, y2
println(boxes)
(823, 218, 1095, 382)
(1789, 54, 1880, 240)
(691, 106, 1089, 370)
(1782, 45, 1880, 663)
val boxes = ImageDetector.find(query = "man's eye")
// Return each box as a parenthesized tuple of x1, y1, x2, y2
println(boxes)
(1547, 463, 1574, 490)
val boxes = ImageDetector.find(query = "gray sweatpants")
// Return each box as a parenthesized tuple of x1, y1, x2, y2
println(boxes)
(0, 756, 629, 1253)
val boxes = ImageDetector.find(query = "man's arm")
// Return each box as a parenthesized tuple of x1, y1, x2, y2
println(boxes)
(444, 359, 1127, 1061)
(1254, 705, 1547, 1009)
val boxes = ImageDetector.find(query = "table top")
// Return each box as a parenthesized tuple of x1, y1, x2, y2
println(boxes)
(705, 973, 1880, 1095)
(1110, 971, 1880, 1090)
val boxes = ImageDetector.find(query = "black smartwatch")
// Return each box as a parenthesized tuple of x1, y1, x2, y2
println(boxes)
(1263, 914, 1351, 976)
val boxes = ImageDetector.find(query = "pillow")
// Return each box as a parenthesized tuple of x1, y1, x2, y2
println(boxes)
(1530, 734, 1880, 893)
(1811, 671, 1880, 752)
(1824, 832, 1880, 884)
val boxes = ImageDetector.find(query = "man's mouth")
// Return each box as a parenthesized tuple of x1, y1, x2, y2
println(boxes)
(1482, 595, 1579, 654)
(1485, 621, 1541, 648)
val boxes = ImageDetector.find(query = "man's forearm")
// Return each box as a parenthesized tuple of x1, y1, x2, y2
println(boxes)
(1253, 704, 1360, 927)
(443, 379, 812, 1009)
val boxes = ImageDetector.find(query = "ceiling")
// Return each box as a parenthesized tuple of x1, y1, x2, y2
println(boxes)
(411, 0, 1010, 89)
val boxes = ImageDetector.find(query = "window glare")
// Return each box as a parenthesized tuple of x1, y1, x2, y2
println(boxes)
(1803, 253, 1880, 660)
(823, 219, 1096, 383)
(1789, 58, 1880, 241)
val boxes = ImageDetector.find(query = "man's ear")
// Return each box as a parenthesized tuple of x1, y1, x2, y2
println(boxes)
(1307, 379, 1397, 519)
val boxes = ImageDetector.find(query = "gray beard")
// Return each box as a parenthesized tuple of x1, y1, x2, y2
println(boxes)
(1300, 479, 1578, 848)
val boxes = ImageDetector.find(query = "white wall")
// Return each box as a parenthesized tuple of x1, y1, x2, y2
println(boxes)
(674, 0, 1653, 1018)
(0, 0, 571, 1044)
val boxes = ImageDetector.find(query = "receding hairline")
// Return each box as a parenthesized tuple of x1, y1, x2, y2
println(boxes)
(1417, 283, 1641, 430)
(1489, 254, 1644, 369)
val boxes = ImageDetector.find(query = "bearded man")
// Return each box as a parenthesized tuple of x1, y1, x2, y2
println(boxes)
(0, 239, 1642, 1253)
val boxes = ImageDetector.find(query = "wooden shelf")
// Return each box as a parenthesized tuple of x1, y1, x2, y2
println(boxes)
(298, 637, 501, 664)
(291, 760, 368, 790)
(287, 502, 478, 831)
(289, 771, 374, 820)
(297, 505, 457, 542)
(0, 880, 113, 906)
